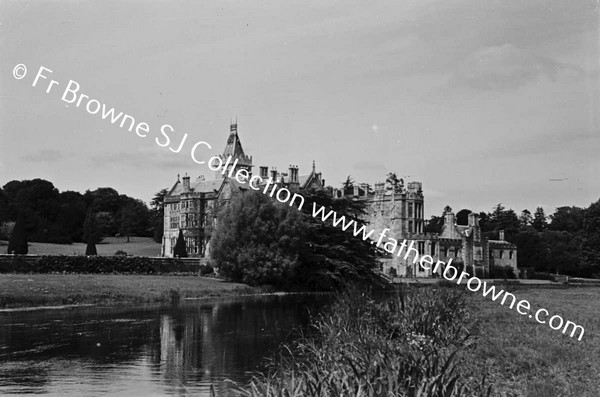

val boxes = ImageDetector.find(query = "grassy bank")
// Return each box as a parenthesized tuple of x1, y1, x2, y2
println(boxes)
(0, 237, 160, 257)
(0, 273, 254, 309)
(460, 287, 600, 396)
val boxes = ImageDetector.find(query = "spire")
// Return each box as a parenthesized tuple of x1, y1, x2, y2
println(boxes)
(312, 160, 316, 173)
(224, 120, 244, 157)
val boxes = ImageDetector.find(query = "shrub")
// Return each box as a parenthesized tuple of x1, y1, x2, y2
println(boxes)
(490, 265, 516, 279)
(173, 229, 188, 258)
(7, 216, 27, 255)
(114, 250, 128, 256)
(199, 264, 214, 276)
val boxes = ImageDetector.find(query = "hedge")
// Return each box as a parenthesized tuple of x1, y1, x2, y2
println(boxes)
(0, 255, 196, 274)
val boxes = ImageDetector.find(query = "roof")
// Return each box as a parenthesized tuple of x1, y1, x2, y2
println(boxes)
(222, 128, 246, 159)
(166, 177, 225, 198)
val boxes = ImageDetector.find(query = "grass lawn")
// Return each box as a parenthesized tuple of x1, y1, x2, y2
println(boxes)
(0, 237, 161, 257)
(461, 287, 600, 396)
(0, 273, 254, 309)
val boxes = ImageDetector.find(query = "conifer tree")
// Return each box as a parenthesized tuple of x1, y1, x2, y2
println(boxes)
(173, 229, 188, 258)
(83, 211, 99, 255)
(7, 214, 27, 254)
(532, 207, 548, 231)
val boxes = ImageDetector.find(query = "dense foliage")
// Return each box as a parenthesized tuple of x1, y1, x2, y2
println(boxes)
(236, 287, 490, 396)
(211, 189, 384, 290)
(0, 179, 157, 244)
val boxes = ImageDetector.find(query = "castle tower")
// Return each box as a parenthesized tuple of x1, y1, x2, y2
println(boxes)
(216, 121, 253, 178)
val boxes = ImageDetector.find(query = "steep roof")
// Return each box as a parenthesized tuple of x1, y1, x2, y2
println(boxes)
(166, 177, 225, 198)
(222, 124, 246, 159)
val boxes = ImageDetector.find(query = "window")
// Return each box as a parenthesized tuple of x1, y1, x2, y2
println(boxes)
(499, 250, 504, 259)
(444, 248, 449, 257)
(408, 221, 413, 233)
(170, 216, 179, 230)
(509, 250, 513, 259)
(455, 248, 460, 258)
(408, 203, 413, 218)
(431, 242, 436, 256)
(418, 241, 425, 254)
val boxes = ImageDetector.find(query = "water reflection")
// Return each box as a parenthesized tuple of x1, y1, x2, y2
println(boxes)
(0, 294, 328, 396)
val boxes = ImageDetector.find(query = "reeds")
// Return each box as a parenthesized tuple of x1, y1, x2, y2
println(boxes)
(233, 286, 490, 397)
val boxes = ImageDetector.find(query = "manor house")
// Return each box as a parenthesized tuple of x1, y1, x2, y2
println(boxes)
(161, 122, 324, 258)
(161, 122, 517, 278)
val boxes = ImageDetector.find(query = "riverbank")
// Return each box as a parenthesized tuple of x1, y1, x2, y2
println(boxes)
(235, 286, 600, 397)
(0, 273, 255, 309)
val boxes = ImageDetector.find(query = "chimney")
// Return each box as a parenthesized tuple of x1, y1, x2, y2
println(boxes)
(260, 166, 268, 178)
(499, 230, 505, 241)
(468, 212, 479, 227)
(182, 173, 190, 191)
(444, 210, 455, 227)
(270, 167, 277, 181)
(289, 165, 298, 183)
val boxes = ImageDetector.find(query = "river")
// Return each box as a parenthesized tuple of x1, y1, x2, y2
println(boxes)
(0, 294, 329, 396)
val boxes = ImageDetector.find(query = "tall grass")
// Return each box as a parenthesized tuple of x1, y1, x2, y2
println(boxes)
(232, 286, 490, 397)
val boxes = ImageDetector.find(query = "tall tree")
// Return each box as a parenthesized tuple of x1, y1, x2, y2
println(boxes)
(173, 229, 188, 258)
(83, 210, 102, 255)
(296, 189, 384, 290)
(7, 214, 27, 254)
(211, 189, 383, 290)
(532, 207, 548, 232)
(519, 209, 533, 230)
(151, 189, 168, 243)
(342, 176, 355, 196)
(456, 209, 471, 225)
(119, 199, 150, 242)
(211, 190, 303, 287)
(549, 206, 584, 233)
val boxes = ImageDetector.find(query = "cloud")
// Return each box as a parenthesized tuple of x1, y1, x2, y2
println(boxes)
(20, 149, 65, 162)
(452, 44, 581, 90)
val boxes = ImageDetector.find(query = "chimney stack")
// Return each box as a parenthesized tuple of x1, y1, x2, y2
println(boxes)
(468, 212, 479, 227)
(182, 173, 190, 191)
(260, 166, 268, 178)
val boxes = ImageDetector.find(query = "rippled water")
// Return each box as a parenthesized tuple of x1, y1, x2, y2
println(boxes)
(0, 294, 328, 396)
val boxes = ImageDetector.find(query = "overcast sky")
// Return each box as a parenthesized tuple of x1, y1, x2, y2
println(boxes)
(1, 0, 598, 217)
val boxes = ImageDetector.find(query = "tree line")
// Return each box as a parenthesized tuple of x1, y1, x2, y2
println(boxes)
(425, 201, 600, 278)
(0, 179, 168, 249)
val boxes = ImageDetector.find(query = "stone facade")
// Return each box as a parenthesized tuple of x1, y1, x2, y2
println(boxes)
(343, 179, 518, 278)
(161, 122, 324, 258)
